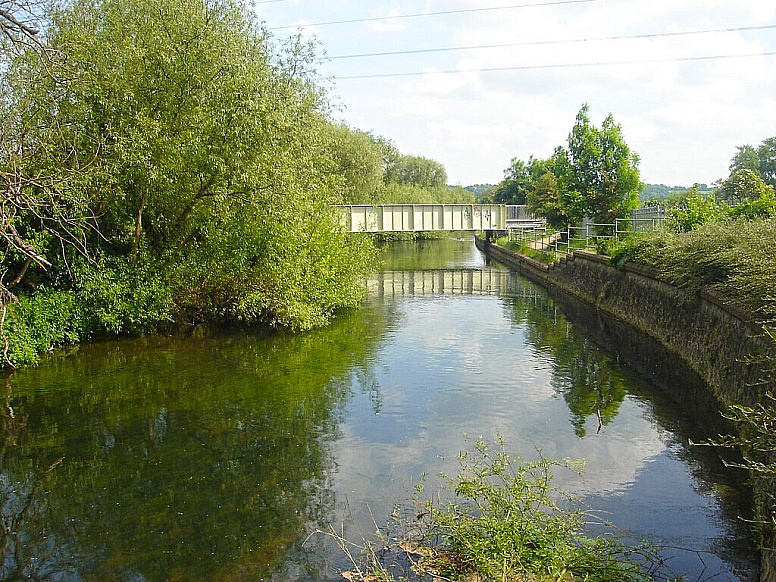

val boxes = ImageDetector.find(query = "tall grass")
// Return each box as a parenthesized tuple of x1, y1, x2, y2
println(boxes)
(613, 218, 776, 325)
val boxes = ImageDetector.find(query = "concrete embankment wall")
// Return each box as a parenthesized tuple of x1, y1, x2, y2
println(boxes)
(475, 236, 775, 581)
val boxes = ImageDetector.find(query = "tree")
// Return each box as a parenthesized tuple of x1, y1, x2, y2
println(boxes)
(1, 0, 101, 366)
(4, 0, 375, 337)
(384, 154, 447, 189)
(757, 137, 776, 187)
(729, 144, 761, 175)
(493, 158, 532, 205)
(719, 169, 774, 205)
(525, 151, 578, 228)
(565, 104, 641, 225)
(323, 124, 384, 204)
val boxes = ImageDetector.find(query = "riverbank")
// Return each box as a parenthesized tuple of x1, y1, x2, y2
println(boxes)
(475, 235, 775, 582)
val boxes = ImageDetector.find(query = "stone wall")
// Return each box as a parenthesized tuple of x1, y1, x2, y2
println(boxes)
(476, 237, 775, 581)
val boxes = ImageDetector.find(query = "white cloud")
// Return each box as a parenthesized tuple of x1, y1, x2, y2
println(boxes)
(262, 0, 776, 185)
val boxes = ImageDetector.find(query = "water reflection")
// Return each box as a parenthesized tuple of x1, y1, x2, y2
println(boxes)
(1, 310, 387, 581)
(0, 239, 757, 581)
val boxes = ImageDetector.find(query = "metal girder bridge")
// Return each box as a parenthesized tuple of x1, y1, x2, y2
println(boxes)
(339, 204, 541, 233)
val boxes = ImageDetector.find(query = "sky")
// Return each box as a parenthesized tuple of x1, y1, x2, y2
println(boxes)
(255, 0, 776, 188)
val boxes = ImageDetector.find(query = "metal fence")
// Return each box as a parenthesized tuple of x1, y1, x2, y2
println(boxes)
(507, 209, 667, 256)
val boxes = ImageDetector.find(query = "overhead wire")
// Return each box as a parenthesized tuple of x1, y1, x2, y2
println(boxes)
(325, 24, 776, 60)
(269, 0, 598, 31)
(336, 51, 776, 80)
(260, 2, 776, 80)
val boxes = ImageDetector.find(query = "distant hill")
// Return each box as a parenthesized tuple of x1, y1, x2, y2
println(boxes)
(464, 184, 495, 198)
(640, 183, 713, 201)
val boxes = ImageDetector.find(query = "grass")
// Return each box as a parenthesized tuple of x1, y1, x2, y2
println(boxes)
(610, 218, 776, 326)
(497, 237, 558, 265)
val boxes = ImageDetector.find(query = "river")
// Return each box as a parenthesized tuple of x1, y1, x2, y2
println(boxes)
(0, 238, 758, 581)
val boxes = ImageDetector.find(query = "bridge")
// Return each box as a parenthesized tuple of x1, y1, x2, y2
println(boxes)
(368, 269, 544, 300)
(340, 204, 542, 233)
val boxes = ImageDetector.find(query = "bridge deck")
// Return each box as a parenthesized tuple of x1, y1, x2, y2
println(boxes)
(340, 204, 512, 233)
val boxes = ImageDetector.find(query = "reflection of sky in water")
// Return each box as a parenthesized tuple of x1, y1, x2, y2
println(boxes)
(331, 279, 754, 581)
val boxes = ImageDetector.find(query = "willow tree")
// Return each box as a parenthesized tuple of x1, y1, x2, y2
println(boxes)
(3, 0, 374, 338)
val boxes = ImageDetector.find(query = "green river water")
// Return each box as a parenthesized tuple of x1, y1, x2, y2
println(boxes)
(0, 239, 758, 581)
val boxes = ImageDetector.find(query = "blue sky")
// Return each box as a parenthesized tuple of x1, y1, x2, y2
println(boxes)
(256, 0, 776, 188)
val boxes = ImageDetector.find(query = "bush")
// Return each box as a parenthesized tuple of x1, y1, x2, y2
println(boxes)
(73, 256, 175, 335)
(3, 289, 87, 367)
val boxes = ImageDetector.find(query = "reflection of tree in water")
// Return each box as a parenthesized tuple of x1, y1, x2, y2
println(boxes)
(550, 339, 627, 437)
(505, 287, 626, 437)
(0, 304, 388, 581)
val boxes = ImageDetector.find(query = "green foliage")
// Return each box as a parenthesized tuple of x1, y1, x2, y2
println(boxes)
(526, 153, 573, 229)
(73, 256, 175, 335)
(384, 152, 448, 189)
(612, 219, 776, 324)
(719, 169, 775, 206)
(4, 290, 86, 367)
(758, 137, 776, 187)
(729, 144, 761, 175)
(666, 189, 725, 232)
(324, 124, 385, 204)
(417, 438, 656, 582)
(521, 105, 641, 228)
(493, 157, 532, 205)
(727, 137, 776, 188)
(565, 104, 641, 224)
(1, 0, 385, 365)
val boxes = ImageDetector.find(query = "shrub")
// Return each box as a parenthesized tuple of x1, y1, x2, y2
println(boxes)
(3, 289, 87, 367)
(73, 256, 175, 335)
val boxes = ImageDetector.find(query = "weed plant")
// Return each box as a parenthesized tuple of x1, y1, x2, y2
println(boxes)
(498, 237, 557, 265)
(325, 438, 662, 582)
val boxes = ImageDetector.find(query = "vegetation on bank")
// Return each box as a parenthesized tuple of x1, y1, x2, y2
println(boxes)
(0, 0, 472, 369)
(611, 219, 776, 325)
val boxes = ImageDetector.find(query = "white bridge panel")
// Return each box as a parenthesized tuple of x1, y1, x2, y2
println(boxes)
(341, 204, 508, 233)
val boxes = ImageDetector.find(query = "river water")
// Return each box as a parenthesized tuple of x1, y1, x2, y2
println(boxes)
(0, 239, 758, 581)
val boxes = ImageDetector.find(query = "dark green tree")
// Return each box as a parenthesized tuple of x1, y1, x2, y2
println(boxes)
(493, 157, 532, 205)
(526, 152, 578, 228)
(565, 104, 641, 225)
(729, 144, 761, 175)
(757, 137, 776, 187)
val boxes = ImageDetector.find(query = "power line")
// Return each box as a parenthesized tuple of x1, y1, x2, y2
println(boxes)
(269, 0, 598, 31)
(326, 24, 776, 60)
(336, 50, 776, 80)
